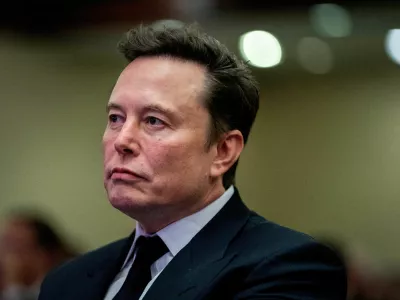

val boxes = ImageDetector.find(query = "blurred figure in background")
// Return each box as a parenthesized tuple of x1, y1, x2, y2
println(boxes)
(0, 211, 78, 300)
(317, 236, 400, 300)
(383, 274, 400, 300)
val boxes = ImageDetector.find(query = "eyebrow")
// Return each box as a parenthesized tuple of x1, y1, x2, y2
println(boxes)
(143, 103, 177, 118)
(106, 102, 180, 121)
(106, 102, 123, 113)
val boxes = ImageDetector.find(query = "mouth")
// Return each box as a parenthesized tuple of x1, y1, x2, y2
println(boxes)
(109, 167, 147, 181)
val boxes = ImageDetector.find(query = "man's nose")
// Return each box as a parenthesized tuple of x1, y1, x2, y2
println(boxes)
(114, 122, 140, 156)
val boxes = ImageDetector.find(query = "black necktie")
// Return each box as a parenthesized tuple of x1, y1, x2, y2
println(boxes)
(113, 235, 169, 300)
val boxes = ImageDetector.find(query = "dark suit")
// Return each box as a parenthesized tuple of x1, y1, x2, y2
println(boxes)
(39, 189, 347, 299)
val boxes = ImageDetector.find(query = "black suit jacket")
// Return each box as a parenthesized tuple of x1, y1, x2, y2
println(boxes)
(39, 189, 347, 299)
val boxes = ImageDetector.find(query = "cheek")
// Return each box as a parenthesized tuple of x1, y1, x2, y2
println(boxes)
(102, 136, 115, 161)
(146, 144, 181, 170)
(147, 139, 207, 174)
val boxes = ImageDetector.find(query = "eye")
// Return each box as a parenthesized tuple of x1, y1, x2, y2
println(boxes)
(109, 114, 122, 123)
(145, 116, 165, 127)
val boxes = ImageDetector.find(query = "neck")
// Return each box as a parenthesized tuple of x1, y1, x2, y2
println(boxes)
(138, 183, 226, 234)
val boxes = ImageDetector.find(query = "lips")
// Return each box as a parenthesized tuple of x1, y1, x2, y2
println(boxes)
(109, 167, 146, 180)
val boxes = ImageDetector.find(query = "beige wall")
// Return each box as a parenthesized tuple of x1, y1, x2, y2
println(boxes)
(0, 33, 399, 264)
(238, 73, 400, 264)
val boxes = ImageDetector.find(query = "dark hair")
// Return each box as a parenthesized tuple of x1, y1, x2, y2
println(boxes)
(6, 210, 65, 253)
(28, 217, 64, 253)
(117, 22, 259, 188)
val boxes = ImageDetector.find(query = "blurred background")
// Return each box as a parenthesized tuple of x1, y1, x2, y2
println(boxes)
(1, 0, 400, 299)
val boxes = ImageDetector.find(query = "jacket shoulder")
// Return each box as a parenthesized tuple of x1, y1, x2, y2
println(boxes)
(230, 213, 347, 299)
(54, 237, 126, 274)
(39, 237, 128, 298)
(238, 212, 317, 251)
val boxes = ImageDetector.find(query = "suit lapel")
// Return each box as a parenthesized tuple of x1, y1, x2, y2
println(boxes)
(143, 189, 251, 300)
(83, 231, 135, 300)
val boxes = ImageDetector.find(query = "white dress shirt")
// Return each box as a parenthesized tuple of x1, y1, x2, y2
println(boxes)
(103, 186, 234, 300)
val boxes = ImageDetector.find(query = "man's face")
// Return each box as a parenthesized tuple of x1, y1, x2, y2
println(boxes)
(103, 57, 218, 223)
(0, 219, 38, 255)
(0, 219, 43, 285)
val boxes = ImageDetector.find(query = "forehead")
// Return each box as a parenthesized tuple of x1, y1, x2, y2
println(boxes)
(1, 219, 35, 240)
(110, 56, 207, 110)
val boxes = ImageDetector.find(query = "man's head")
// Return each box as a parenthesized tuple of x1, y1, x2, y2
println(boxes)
(103, 23, 259, 232)
(0, 213, 70, 286)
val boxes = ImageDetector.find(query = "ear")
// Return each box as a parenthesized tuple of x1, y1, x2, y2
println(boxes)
(209, 130, 244, 178)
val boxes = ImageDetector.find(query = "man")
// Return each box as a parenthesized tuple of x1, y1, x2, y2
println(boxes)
(38, 23, 346, 299)
(0, 211, 76, 300)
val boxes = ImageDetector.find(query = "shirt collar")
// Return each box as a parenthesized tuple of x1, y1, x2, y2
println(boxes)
(157, 185, 234, 256)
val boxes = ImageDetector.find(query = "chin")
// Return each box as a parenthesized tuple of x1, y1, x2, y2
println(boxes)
(107, 187, 150, 214)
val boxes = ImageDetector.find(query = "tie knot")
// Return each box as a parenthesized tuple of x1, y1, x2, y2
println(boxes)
(134, 235, 168, 265)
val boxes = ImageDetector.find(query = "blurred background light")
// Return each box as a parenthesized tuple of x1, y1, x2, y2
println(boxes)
(297, 37, 334, 74)
(310, 3, 353, 38)
(385, 29, 400, 66)
(239, 30, 283, 68)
